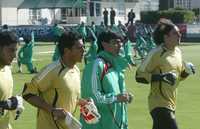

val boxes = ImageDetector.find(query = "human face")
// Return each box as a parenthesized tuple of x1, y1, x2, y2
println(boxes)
(104, 38, 123, 56)
(165, 25, 181, 48)
(70, 39, 84, 63)
(0, 43, 18, 66)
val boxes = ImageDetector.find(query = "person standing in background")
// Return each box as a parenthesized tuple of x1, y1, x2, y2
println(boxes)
(103, 8, 108, 27)
(126, 9, 135, 26)
(110, 7, 116, 27)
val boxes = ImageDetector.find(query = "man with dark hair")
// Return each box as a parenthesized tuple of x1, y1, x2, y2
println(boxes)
(0, 31, 24, 129)
(1, 24, 9, 32)
(110, 8, 116, 26)
(22, 31, 87, 129)
(103, 8, 108, 27)
(135, 18, 195, 129)
(81, 31, 132, 129)
(126, 9, 135, 26)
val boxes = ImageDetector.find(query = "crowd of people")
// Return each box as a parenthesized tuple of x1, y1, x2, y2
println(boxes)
(0, 12, 196, 129)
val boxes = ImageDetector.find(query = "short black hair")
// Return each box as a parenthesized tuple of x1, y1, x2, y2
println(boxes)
(0, 31, 18, 47)
(58, 31, 82, 56)
(2, 24, 8, 29)
(23, 35, 31, 44)
(153, 18, 176, 46)
(97, 31, 123, 53)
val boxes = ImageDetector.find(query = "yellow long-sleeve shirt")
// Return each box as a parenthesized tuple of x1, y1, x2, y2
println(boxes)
(0, 66, 13, 129)
(23, 60, 81, 129)
(136, 45, 186, 111)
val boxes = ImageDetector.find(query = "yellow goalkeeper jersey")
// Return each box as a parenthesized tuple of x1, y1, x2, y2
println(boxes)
(136, 45, 186, 112)
(23, 60, 81, 129)
(0, 66, 13, 129)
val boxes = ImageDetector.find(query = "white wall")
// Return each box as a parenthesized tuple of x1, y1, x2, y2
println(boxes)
(2, 8, 18, 25)
(17, 9, 29, 25)
(191, 0, 200, 8)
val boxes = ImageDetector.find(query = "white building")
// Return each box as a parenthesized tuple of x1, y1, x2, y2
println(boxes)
(191, 0, 200, 9)
(0, 0, 159, 26)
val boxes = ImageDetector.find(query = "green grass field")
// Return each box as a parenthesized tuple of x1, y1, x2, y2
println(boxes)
(11, 43, 200, 129)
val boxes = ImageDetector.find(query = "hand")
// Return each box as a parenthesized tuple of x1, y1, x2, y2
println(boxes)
(80, 98, 101, 124)
(152, 72, 176, 86)
(127, 92, 134, 103)
(51, 108, 67, 120)
(184, 62, 195, 75)
(116, 93, 130, 103)
(162, 72, 177, 86)
(77, 98, 89, 106)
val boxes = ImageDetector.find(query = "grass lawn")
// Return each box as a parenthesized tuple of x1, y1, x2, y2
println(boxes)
(11, 43, 200, 129)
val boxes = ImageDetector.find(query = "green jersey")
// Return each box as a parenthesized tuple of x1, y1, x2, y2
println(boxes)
(18, 41, 34, 63)
(81, 51, 128, 129)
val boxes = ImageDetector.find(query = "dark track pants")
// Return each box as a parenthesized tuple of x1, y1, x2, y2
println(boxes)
(150, 107, 179, 129)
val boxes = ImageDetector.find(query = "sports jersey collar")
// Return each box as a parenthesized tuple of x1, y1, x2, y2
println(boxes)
(162, 44, 175, 51)
(0, 63, 5, 69)
(0, 65, 5, 71)
(59, 58, 67, 68)
(98, 51, 115, 64)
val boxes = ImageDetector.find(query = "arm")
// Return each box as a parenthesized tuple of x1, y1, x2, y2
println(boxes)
(135, 50, 178, 86)
(180, 61, 195, 80)
(22, 83, 67, 120)
(135, 51, 157, 84)
(91, 59, 129, 104)
(17, 47, 24, 59)
(23, 92, 53, 113)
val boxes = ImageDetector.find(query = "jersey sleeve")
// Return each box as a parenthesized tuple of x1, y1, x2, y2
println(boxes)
(135, 50, 158, 84)
(22, 66, 54, 96)
(91, 59, 117, 104)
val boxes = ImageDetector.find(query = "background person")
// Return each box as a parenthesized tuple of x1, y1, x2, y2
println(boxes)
(17, 34, 37, 74)
(103, 8, 108, 27)
(126, 9, 135, 26)
(110, 7, 116, 26)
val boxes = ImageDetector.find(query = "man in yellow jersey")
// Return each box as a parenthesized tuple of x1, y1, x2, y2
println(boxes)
(22, 31, 87, 129)
(0, 31, 24, 129)
(135, 18, 195, 129)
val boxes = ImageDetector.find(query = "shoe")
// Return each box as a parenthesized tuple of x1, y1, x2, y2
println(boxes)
(17, 70, 22, 73)
(30, 67, 38, 74)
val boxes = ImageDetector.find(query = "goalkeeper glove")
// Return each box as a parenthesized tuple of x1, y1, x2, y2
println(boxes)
(80, 98, 101, 124)
(184, 62, 195, 75)
(0, 96, 18, 110)
(14, 96, 24, 120)
(65, 112, 82, 129)
(151, 72, 177, 86)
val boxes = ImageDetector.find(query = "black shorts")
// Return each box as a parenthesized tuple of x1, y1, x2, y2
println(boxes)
(150, 107, 179, 129)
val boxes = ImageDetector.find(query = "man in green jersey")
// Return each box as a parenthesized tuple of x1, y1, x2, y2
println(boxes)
(17, 33, 37, 74)
(22, 31, 87, 129)
(81, 31, 132, 129)
(135, 18, 195, 129)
